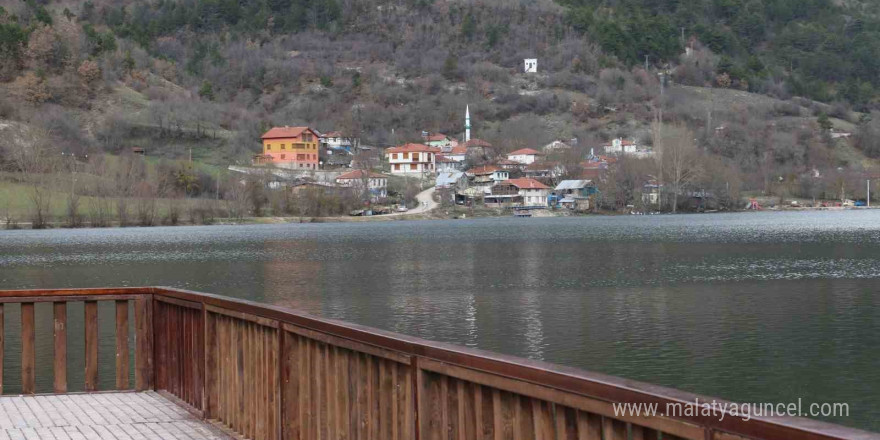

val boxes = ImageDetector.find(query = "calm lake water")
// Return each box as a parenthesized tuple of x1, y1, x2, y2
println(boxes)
(1, 211, 879, 430)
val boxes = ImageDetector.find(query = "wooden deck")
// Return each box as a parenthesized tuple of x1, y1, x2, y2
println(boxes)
(0, 392, 231, 440)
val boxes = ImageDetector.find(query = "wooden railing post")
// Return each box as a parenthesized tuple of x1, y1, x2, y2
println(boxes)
(84, 300, 98, 392)
(116, 300, 129, 390)
(135, 294, 154, 391)
(21, 302, 34, 394)
(53, 302, 67, 393)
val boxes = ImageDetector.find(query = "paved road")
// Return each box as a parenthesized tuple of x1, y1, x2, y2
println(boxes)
(388, 187, 437, 216)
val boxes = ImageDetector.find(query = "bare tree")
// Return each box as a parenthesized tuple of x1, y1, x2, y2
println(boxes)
(654, 123, 703, 213)
(2, 125, 58, 228)
(114, 154, 146, 226)
(225, 175, 251, 221)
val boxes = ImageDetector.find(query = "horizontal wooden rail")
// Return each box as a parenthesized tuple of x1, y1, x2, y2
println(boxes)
(0, 288, 152, 395)
(0, 287, 875, 440)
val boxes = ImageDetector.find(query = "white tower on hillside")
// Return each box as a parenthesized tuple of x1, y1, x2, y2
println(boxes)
(465, 105, 471, 142)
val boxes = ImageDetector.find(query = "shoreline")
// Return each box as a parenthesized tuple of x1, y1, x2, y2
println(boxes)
(3, 205, 880, 231)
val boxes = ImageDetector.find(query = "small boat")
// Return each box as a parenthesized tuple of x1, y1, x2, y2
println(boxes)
(513, 209, 532, 217)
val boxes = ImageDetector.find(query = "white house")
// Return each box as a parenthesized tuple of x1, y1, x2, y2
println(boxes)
(436, 155, 464, 172)
(524, 59, 537, 73)
(385, 143, 439, 175)
(507, 148, 543, 165)
(320, 131, 356, 151)
(603, 138, 638, 155)
(335, 169, 388, 200)
(508, 178, 550, 207)
(542, 140, 573, 154)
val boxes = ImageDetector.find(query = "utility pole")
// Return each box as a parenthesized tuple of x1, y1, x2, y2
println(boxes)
(868, 179, 871, 207)
(644, 55, 649, 71)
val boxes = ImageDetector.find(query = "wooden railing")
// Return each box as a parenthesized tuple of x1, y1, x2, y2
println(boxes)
(0, 287, 874, 440)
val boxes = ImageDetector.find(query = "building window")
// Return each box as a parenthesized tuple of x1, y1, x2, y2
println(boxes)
(403, 153, 409, 160)
(266, 145, 271, 150)
(281, 144, 286, 149)
(280, 154, 285, 159)
(410, 164, 417, 171)
(394, 164, 400, 171)
(392, 153, 398, 160)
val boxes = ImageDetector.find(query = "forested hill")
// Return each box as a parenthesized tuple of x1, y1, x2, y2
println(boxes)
(560, 0, 880, 107)
(8, 0, 878, 107)
(4, 0, 880, 200)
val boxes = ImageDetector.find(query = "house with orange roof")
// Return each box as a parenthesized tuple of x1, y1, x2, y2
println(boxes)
(507, 178, 551, 206)
(385, 143, 440, 175)
(335, 169, 388, 200)
(506, 148, 543, 165)
(462, 139, 494, 158)
(257, 126, 321, 170)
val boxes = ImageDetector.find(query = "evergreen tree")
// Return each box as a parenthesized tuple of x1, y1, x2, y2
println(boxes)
(199, 80, 215, 101)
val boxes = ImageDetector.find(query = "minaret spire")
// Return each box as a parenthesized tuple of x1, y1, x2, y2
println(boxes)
(465, 105, 471, 142)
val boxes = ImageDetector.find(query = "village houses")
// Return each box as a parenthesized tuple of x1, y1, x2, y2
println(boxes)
(385, 143, 439, 175)
(320, 131, 354, 152)
(422, 133, 458, 151)
(467, 165, 509, 192)
(436, 155, 463, 172)
(335, 169, 388, 201)
(436, 171, 468, 193)
(485, 178, 550, 207)
(509, 178, 551, 206)
(255, 126, 321, 169)
(603, 138, 654, 157)
(507, 148, 543, 164)
(552, 180, 597, 210)
(542, 139, 575, 154)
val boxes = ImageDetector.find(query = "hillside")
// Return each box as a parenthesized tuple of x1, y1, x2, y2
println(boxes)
(3, 0, 880, 223)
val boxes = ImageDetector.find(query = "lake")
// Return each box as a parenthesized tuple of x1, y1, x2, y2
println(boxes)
(1, 210, 878, 430)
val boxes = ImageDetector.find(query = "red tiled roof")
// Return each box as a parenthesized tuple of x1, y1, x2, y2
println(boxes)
(424, 133, 448, 142)
(336, 169, 387, 180)
(464, 139, 492, 148)
(435, 155, 460, 163)
(261, 126, 317, 139)
(322, 131, 344, 138)
(469, 165, 501, 175)
(507, 178, 550, 190)
(386, 143, 441, 154)
(525, 161, 558, 171)
(450, 145, 468, 154)
(497, 159, 520, 165)
(508, 148, 542, 156)
(581, 169, 605, 179)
